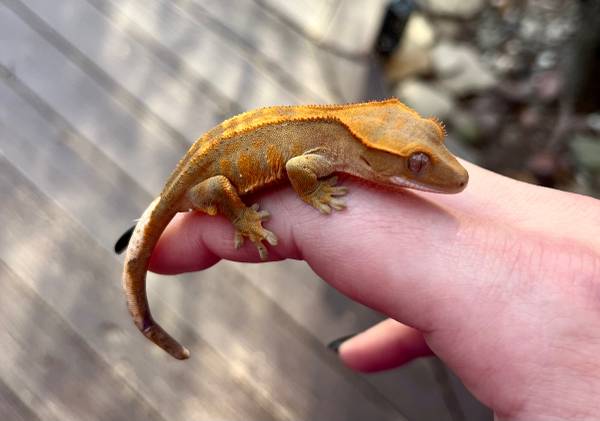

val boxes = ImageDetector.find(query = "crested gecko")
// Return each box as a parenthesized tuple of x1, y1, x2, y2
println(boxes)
(115, 98, 469, 360)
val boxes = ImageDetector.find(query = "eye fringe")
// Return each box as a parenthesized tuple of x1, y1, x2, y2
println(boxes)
(428, 117, 447, 139)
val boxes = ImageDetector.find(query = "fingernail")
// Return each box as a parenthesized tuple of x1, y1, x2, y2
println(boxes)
(114, 225, 135, 254)
(327, 333, 357, 354)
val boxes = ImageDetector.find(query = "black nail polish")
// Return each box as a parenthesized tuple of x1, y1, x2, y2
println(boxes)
(327, 333, 357, 353)
(114, 225, 135, 254)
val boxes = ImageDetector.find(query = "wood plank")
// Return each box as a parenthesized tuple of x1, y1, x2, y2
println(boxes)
(0, 77, 297, 418)
(0, 155, 279, 420)
(0, 377, 42, 421)
(146, 0, 339, 103)
(0, 261, 165, 421)
(258, 0, 338, 37)
(255, 0, 388, 55)
(0, 0, 184, 194)
(0, 74, 280, 419)
(0, 69, 149, 246)
(11, 0, 234, 142)
(321, 0, 389, 55)
(88, 0, 313, 107)
(0, 75, 408, 419)
(187, 0, 387, 103)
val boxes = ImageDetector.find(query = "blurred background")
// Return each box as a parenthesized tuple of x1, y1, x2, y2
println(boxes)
(0, 0, 598, 420)
(379, 0, 600, 198)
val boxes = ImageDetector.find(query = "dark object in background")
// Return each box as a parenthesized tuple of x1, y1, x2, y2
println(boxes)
(561, 0, 600, 112)
(549, 0, 600, 152)
(374, 0, 416, 57)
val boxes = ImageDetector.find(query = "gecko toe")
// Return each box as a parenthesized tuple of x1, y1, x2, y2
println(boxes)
(257, 210, 271, 221)
(329, 198, 346, 210)
(331, 186, 348, 196)
(264, 229, 278, 246)
(317, 203, 332, 214)
(256, 242, 268, 260)
(234, 231, 244, 249)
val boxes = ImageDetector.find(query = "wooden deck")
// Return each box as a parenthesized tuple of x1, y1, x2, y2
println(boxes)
(0, 0, 491, 419)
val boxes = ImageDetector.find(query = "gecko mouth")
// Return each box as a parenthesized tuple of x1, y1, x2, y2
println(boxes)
(389, 176, 450, 193)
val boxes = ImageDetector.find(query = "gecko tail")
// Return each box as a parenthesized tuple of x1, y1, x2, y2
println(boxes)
(122, 197, 190, 359)
(114, 225, 136, 254)
(139, 318, 190, 360)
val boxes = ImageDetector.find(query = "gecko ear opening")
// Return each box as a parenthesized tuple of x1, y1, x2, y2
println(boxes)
(359, 154, 373, 169)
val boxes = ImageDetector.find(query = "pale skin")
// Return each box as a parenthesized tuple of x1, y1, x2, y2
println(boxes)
(147, 161, 600, 421)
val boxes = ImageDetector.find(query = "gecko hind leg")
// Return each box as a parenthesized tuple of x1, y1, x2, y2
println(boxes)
(187, 176, 277, 260)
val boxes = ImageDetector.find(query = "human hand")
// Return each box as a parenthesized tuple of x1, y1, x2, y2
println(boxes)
(149, 161, 600, 420)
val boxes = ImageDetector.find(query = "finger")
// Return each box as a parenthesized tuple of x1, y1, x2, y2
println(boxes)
(149, 175, 467, 331)
(146, 164, 571, 334)
(334, 319, 433, 373)
(432, 160, 600, 249)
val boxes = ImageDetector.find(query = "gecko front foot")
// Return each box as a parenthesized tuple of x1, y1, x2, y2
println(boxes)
(305, 176, 348, 214)
(233, 203, 278, 260)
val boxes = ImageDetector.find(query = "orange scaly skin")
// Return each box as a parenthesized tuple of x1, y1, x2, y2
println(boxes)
(118, 98, 469, 360)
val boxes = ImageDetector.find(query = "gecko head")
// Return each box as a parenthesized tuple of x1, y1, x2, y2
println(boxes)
(354, 99, 468, 193)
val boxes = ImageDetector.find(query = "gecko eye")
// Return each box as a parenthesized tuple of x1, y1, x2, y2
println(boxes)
(407, 152, 430, 175)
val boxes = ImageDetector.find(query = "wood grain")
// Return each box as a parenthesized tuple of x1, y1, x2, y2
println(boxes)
(0, 155, 278, 420)
(0, 261, 165, 421)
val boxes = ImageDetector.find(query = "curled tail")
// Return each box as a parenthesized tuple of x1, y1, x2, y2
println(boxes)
(119, 197, 190, 360)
